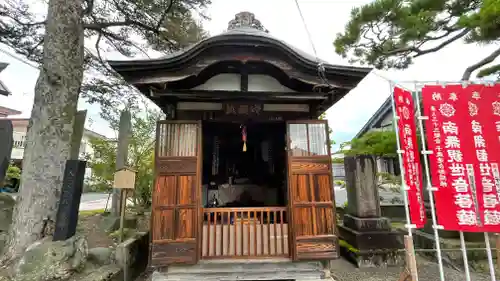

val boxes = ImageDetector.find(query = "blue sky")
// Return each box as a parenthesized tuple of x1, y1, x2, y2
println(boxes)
(1, 0, 499, 152)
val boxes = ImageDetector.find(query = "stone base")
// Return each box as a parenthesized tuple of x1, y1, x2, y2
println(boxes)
(338, 224, 403, 251)
(338, 223, 404, 268)
(343, 214, 391, 231)
(339, 246, 405, 268)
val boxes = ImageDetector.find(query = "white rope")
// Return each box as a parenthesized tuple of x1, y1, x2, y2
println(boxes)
(293, 0, 319, 61)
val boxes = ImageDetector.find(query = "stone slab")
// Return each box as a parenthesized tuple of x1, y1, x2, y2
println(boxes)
(54, 160, 87, 241)
(0, 120, 13, 186)
(153, 260, 326, 281)
(115, 231, 149, 281)
(338, 225, 404, 250)
(343, 214, 391, 232)
(344, 156, 381, 218)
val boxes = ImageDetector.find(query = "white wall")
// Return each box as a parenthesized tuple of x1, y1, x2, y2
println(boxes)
(192, 73, 295, 92)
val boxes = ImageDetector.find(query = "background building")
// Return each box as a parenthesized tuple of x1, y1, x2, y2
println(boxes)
(6, 118, 107, 181)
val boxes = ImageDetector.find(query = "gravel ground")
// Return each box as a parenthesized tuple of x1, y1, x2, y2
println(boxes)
(330, 256, 493, 281)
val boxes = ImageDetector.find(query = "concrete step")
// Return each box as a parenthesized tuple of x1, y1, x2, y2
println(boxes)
(152, 260, 327, 281)
(166, 260, 322, 274)
(156, 272, 325, 281)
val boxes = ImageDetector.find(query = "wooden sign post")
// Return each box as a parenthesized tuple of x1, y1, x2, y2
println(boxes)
(113, 167, 137, 242)
(398, 235, 418, 281)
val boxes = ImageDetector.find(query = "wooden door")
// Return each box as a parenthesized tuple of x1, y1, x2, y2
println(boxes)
(150, 121, 202, 266)
(287, 120, 338, 260)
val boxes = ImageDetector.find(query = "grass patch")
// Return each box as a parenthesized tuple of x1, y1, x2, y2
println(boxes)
(109, 228, 138, 240)
(391, 222, 405, 229)
(339, 239, 359, 253)
(79, 209, 106, 217)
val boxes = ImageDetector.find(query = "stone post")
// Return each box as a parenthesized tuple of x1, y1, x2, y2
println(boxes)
(69, 110, 87, 160)
(112, 110, 131, 216)
(338, 156, 403, 268)
(345, 155, 382, 218)
(0, 120, 13, 186)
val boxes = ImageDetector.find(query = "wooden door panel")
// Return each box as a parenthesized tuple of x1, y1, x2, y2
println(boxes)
(151, 242, 197, 265)
(315, 206, 335, 235)
(177, 176, 196, 205)
(152, 210, 175, 240)
(287, 120, 338, 261)
(313, 175, 332, 201)
(153, 176, 177, 206)
(151, 121, 201, 267)
(293, 207, 314, 236)
(176, 208, 196, 239)
(291, 175, 311, 202)
(296, 237, 337, 260)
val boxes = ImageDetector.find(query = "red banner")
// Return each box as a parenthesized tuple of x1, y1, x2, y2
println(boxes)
(393, 87, 426, 228)
(422, 84, 500, 232)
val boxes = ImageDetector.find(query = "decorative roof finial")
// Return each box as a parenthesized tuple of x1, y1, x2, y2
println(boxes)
(227, 12, 269, 33)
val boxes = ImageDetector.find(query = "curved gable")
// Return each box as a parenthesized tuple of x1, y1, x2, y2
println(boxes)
(107, 12, 372, 117)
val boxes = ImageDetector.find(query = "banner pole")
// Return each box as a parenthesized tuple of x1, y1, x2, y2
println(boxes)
(496, 234, 500, 272)
(389, 82, 418, 281)
(459, 231, 472, 281)
(484, 232, 497, 281)
(414, 84, 446, 281)
(389, 82, 413, 237)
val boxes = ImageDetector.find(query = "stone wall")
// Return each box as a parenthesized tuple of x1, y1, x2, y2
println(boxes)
(115, 232, 149, 281)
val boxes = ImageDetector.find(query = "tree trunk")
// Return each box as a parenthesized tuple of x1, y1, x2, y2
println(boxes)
(1, 0, 84, 262)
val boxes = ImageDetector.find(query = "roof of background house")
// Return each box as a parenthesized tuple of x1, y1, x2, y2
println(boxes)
(353, 96, 392, 139)
(0, 62, 11, 96)
(0, 105, 21, 116)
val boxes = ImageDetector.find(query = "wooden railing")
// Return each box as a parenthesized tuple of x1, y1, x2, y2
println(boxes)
(202, 207, 289, 259)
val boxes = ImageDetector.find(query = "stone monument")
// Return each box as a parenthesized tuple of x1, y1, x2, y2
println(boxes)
(0, 119, 13, 186)
(338, 156, 404, 268)
(53, 112, 87, 241)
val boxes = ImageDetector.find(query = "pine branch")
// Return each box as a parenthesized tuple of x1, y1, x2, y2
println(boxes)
(462, 46, 500, 80)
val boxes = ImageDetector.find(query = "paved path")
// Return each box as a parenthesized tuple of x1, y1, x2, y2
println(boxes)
(330, 256, 492, 281)
(8, 192, 131, 211)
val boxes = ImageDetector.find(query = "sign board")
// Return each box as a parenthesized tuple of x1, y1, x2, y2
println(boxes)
(114, 167, 136, 189)
(393, 87, 426, 228)
(422, 84, 500, 232)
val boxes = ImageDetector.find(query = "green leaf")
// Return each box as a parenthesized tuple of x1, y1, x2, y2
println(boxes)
(477, 63, 500, 78)
(334, 0, 499, 79)
(86, 107, 161, 208)
(342, 130, 398, 158)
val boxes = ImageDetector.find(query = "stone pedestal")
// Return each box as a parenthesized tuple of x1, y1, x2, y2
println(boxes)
(338, 156, 404, 268)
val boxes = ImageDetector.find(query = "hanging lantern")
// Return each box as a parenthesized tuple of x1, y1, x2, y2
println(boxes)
(241, 125, 247, 152)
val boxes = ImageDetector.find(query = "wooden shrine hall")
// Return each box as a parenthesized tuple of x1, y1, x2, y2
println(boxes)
(108, 11, 371, 268)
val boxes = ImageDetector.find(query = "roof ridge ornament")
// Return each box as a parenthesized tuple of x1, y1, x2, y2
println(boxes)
(227, 11, 269, 33)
